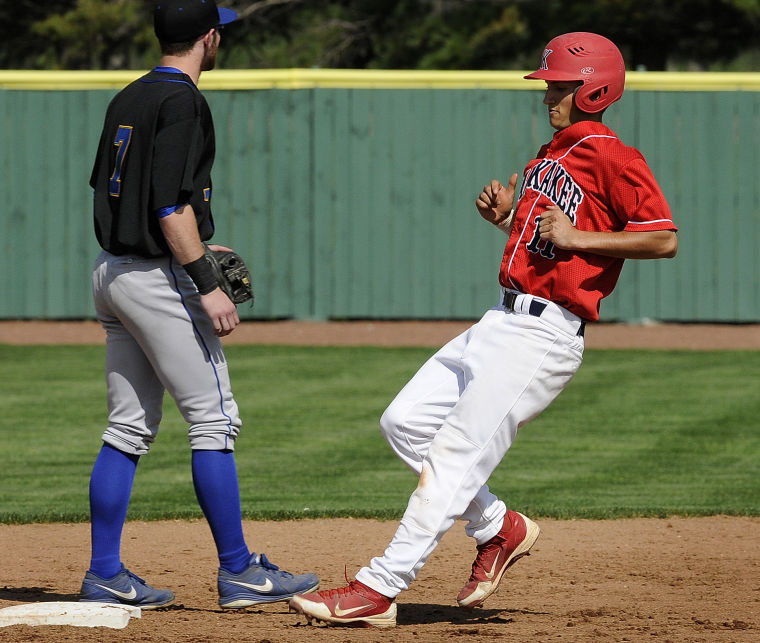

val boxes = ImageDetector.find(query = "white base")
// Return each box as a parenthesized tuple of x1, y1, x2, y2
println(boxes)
(0, 602, 141, 629)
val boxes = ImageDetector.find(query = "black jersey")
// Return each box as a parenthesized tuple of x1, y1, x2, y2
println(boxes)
(91, 69, 216, 257)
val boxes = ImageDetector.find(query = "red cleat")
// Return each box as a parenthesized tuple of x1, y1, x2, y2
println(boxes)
(290, 579, 396, 628)
(457, 510, 540, 609)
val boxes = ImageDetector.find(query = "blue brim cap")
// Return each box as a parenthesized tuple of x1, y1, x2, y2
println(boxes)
(218, 7, 237, 26)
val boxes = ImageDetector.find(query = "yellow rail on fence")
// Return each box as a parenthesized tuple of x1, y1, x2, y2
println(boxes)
(2, 69, 760, 91)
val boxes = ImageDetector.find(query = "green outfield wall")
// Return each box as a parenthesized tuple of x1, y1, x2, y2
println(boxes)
(1, 70, 758, 322)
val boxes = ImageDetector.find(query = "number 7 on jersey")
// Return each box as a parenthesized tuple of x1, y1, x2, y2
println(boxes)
(109, 125, 133, 197)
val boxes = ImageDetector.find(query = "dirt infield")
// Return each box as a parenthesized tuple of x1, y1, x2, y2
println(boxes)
(1, 321, 758, 641)
(2, 319, 760, 349)
(1, 517, 757, 642)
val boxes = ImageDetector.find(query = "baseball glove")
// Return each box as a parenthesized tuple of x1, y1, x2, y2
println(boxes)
(204, 245, 254, 306)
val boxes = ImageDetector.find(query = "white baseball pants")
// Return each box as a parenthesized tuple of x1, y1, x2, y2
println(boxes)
(355, 291, 585, 597)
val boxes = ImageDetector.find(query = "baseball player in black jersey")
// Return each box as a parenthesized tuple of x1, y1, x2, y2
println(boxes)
(80, 0, 319, 610)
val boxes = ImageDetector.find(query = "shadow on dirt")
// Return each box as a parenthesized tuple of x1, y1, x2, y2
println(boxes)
(398, 603, 550, 626)
(0, 587, 80, 602)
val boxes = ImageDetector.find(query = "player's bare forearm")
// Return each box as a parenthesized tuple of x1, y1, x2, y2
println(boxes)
(159, 205, 207, 264)
(565, 229, 677, 259)
(539, 206, 678, 259)
(550, 227, 678, 259)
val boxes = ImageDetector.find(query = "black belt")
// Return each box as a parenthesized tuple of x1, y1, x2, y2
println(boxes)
(502, 291, 585, 337)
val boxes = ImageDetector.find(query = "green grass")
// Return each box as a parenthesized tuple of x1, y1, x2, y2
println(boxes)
(0, 345, 758, 523)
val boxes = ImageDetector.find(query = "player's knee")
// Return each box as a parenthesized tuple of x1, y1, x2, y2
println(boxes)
(102, 427, 154, 456)
(380, 403, 416, 453)
(379, 404, 407, 445)
(188, 427, 238, 451)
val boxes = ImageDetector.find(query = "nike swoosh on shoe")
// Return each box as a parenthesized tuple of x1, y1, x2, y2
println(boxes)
(227, 579, 275, 593)
(482, 555, 504, 580)
(333, 601, 373, 617)
(94, 584, 137, 600)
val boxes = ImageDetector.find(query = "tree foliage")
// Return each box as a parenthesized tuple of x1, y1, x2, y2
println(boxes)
(1, 0, 760, 71)
(31, 0, 155, 69)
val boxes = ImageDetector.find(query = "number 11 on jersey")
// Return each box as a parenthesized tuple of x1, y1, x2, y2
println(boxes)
(109, 125, 133, 197)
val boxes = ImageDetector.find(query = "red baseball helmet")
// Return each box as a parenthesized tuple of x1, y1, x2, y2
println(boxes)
(524, 32, 625, 113)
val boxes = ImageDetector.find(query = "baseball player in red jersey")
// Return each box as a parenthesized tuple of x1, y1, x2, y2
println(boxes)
(290, 32, 678, 628)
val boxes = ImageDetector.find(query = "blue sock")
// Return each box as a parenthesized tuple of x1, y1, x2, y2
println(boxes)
(192, 450, 250, 574)
(88, 443, 140, 578)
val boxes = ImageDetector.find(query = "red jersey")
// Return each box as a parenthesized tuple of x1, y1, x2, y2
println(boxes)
(500, 121, 677, 321)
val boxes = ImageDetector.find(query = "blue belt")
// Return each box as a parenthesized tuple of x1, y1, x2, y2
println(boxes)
(502, 291, 585, 337)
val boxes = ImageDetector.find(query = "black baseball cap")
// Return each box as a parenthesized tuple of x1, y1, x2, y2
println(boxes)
(154, 0, 238, 42)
